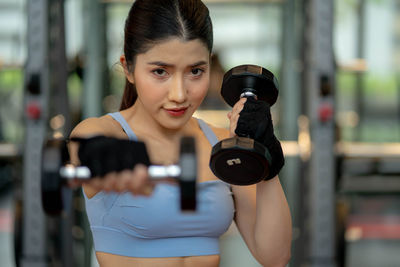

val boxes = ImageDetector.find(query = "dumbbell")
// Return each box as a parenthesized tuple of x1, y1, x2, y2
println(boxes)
(209, 64, 279, 185)
(41, 136, 197, 216)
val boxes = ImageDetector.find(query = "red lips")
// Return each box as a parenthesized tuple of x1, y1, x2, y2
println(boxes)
(164, 107, 188, 116)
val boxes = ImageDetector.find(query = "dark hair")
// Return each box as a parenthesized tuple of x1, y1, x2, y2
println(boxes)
(120, 0, 213, 110)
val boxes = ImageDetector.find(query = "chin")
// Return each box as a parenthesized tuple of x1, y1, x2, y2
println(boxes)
(159, 113, 192, 130)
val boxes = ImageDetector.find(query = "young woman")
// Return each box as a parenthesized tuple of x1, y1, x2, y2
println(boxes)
(69, 0, 292, 266)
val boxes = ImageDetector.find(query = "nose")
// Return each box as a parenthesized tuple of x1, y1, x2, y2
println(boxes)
(168, 75, 187, 103)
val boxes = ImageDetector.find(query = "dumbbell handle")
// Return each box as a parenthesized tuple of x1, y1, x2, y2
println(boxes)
(60, 164, 182, 180)
(240, 90, 257, 99)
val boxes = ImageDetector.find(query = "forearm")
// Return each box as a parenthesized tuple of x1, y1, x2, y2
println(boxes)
(254, 177, 292, 266)
(227, 87, 291, 265)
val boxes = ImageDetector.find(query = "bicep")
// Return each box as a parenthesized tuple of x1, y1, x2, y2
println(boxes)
(231, 184, 258, 254)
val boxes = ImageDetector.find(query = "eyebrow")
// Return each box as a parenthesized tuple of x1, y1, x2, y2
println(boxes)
(191, 61, 208, 67)
(147, 60, 208, 67)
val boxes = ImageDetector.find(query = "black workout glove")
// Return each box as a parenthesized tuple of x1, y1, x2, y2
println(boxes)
(72, 136, 150, 177)
(235, 97, 284, 180)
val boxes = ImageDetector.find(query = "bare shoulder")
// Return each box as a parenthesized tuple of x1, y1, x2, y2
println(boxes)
(70, 115, 119, 138)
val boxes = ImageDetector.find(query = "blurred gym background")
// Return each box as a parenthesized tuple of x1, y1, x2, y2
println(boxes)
(1, 0, 400, 266)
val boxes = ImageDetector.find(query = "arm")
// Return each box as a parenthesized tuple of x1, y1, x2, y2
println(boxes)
(68, 117, 114, 197)
(69, 117, 109, 165)
(226, 98, 292, 266)
(68, 116, 153, 198)
(232, 178, 292, 267)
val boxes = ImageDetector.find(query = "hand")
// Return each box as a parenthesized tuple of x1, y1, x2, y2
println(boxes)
(68, 164, 155, 196)
(69, 136, 156, 196)
(227, 97, 273, 142)
(86, 164, 155, 196)
(229, 97, 285, 180)
(227, 98, 247, 137)
(76, 136, 151, 176)
(235, 97, 274, 143)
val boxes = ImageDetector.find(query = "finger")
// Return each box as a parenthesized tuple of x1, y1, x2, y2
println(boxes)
(135, 164, 155, 196)
(233, 97, 247, 108)
(89, 177, 104, 190)
(102, 172, 118, 192)
(140, 183, 155, 196)
(112, 170, 131, 192)
(230, 122, 238, 137)
(229, 98, 248, 135)
(229, 109, 241, 135)
(232, 98, 246, 113)
(128, 164, 149, 194)
(230, 109, 241, 122)
(156, 177, 177, 185)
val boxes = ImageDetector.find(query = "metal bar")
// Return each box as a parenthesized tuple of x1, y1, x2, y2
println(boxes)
(279, 3, 304, 264)
(302, 0, 336, 266)
(21, 0, 75, 266)
(355, 0, 366, 141)
(82, 0, 108, 118)
(21, 0, 49, 266)
(47, 1, 75, 265)
(280, 0, 301, 141)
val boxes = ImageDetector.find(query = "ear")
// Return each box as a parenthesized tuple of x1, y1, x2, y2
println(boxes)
(120, 55, 135, 84)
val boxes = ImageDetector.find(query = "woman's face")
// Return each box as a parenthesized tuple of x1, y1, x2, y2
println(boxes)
(126, 38, 210, 130)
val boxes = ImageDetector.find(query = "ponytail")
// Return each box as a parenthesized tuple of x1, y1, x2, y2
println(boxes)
(119, 78, 137, 110)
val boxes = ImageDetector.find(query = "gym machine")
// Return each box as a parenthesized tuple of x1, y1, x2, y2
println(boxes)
(297, 1, 337, 267)
(19, 1, 400, 267)
(19, 0, 73, 266)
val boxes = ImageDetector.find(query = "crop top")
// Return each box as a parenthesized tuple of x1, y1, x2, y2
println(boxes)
(83, 112, 235, 258)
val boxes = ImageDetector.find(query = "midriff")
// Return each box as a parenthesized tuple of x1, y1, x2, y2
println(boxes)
(96, 252, 220, 267)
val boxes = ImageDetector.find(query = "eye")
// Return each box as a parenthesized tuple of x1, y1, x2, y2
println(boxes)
(191, 68, 204, 76)
(152, 68, 167, 77)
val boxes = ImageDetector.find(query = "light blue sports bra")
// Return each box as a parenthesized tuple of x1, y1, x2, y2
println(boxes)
(83, 112, 235, 258)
